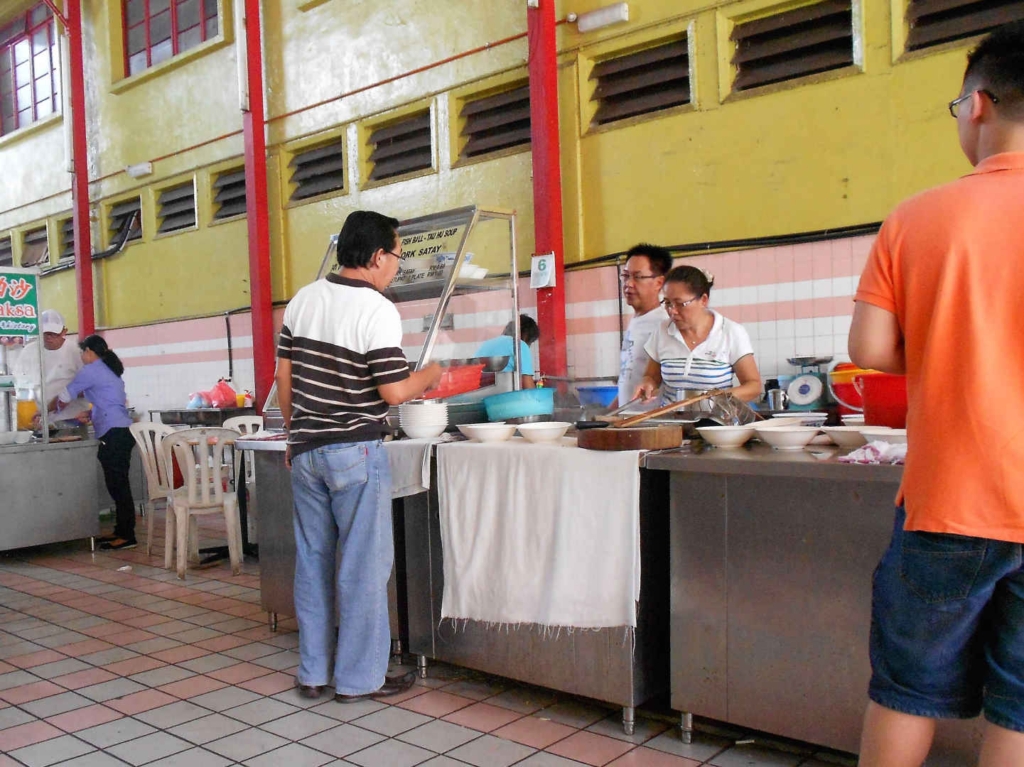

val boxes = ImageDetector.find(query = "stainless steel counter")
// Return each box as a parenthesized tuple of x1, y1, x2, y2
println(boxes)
(647, 442, 981, 763)
(1, 440, 102, 551)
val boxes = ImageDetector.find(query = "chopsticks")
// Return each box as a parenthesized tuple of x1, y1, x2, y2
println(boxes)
(611, 390, 724, 429)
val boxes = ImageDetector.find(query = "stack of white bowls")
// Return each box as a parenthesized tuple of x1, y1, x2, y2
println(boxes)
(399, 401, 448, 439)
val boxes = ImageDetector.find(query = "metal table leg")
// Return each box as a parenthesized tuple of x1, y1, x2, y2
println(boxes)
(681, 712, 693, 744)
(417, 654, 428, 679)
(622, 706, 635, 735)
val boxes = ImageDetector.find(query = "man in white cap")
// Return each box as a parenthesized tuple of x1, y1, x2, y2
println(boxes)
(13, 309, 89, 423)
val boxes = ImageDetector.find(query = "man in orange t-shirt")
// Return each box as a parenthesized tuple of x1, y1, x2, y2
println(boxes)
(849, 22, 1024, 767)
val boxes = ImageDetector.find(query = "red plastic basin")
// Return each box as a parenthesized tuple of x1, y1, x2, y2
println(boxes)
(855, 373, 907, 428)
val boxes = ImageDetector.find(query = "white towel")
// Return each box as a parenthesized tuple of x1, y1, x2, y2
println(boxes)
(385, 438, 435, 498)
(437, 438, 642, 629)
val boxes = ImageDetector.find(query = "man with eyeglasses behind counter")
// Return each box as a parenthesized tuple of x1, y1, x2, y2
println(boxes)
(612, 243, 673, 411)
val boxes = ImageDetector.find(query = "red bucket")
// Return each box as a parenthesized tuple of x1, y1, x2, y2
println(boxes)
(855, 373, 907, 428)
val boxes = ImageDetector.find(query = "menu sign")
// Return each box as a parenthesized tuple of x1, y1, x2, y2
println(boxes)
(392, 225, 468, 287)
(0, 268, 40, 346)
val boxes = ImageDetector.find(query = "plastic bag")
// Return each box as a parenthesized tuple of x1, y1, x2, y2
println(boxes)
(707, 393, 763, 426)
(207, 379, 237, 409)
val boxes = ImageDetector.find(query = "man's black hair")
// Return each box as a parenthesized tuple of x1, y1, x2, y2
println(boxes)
(964, 22, 1024, 119)
(501, 314, 541, 345)
(337, 211, 401, 269)
(625, 243, 673, 277)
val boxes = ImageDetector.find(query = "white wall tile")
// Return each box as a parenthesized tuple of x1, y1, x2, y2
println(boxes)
(814, 317, 833, 337)
(795, 318, 814, 336)
(777, 282, 794, 302)
(812, 278, 834, 299)
(793, 281, 813, 300)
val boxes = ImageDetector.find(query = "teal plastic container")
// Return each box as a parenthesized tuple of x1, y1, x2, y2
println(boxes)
(483, 389, 555, 422)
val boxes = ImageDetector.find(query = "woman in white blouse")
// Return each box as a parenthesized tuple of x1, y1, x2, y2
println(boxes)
(634, 265, 762, 404)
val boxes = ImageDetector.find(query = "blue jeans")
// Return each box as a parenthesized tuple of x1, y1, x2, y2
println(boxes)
(869, 507, 1024, 732)
(290, 440, 394, 695)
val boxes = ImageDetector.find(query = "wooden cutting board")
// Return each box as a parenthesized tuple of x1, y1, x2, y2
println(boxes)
(577, 424, 683, 451)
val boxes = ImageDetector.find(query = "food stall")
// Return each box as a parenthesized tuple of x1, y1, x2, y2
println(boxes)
(0, 266, 100, 551)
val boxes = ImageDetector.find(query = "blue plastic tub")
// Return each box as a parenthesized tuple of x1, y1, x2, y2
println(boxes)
(483, 388, 555, 422)
(576, 385, 618, 408)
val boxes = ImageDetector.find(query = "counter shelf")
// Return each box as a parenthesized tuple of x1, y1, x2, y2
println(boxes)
(0, 439, 102, 552)
(645, 443, 981, 761)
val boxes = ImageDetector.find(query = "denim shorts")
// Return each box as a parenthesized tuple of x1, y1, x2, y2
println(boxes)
(869, 507, 1024, 732)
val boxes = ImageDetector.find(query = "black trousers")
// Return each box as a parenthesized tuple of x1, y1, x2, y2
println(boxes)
(98, 427, 136, 540)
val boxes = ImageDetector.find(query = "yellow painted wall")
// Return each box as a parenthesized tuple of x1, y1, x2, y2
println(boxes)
(0, 0, 991, 330)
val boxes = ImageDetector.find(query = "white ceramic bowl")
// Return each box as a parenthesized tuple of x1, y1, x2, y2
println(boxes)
(401, 423, 447, 439)
(696, 425, 755, 448)
(458, 422, 517, 443)
(14, 431, 32, 444)
(861, 427, 907, 445)
(0, 432, 17, 445)
(820, 426, 868, 448)
(771, 412, 828, 427)
(754, 425, 821, 451)
(841, 414, 865, 425)
(516, 421, 571, 444)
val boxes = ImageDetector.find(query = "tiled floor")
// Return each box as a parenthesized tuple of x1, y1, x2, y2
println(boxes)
(0, 510, 855, 767)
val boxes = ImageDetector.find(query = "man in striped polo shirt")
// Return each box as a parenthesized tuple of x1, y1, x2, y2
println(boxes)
(276, 210, 443, 703)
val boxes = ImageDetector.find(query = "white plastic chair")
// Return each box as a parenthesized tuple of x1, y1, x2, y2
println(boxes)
(129, 421, 177, 556)
(223, 415, 263, 485)
(162, 428, 243, 579)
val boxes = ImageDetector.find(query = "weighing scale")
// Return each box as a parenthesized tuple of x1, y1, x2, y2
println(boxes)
(778, 356, 833, 411)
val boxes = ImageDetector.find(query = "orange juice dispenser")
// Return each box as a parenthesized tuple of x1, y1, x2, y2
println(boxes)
(16, 385, 39, 430)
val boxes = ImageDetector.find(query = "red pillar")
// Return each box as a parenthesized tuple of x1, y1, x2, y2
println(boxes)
(67, 0, 94, 336)
(527, 0, 568, 379)
(241, 0, 274, 411)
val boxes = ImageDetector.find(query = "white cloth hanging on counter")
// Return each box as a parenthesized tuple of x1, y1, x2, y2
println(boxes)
(436, 439, 642, 629)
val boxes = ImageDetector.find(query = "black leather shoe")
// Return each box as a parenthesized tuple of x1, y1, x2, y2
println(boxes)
(297, 683, 325, 699)
(335, 670, 416, 703)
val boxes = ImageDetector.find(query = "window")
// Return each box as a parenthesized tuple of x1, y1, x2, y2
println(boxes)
(123, 0, 219, 76)
(157, 181, 196, 233)
(288, 141, 344, 202)
(213, 166, 247, 218)
(367, 111, 432, 182)
(590, 38, 691, 126)
(109, 197, 142, 246)
(730, 0, 853, 92)
(58, 216, 75, 263)
(0, 4, 59, 137)
(906, 0, 1024, 51)
(20, 226, 48, 267)
(0, 235, 12, 267)
(458, 84, 531, 161)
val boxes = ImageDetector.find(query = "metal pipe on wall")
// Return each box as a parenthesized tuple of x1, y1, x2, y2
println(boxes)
(527, 0, 568, 380)
(239, 0, 275, 412)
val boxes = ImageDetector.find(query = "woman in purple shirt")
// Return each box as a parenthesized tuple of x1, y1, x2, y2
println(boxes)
(53, 335, 137, 550)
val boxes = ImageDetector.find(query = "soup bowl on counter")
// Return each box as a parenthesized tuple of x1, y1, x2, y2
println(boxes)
(754, 425, 821, 451)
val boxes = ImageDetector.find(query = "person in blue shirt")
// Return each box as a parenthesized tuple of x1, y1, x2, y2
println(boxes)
(51, 335, 137, 551)
(475, 314, 540, 389)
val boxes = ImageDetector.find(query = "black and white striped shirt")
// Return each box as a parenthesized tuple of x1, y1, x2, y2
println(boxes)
(278, 273, 410, 456)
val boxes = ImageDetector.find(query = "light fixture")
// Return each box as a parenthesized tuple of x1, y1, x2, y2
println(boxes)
(568, 2, 629, 33)
(125, 162, 153, 178)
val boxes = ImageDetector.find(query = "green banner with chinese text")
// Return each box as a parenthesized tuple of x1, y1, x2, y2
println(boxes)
(0, 268, 41, 346)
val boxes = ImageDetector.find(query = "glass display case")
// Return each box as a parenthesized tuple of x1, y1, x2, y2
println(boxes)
(263, 206, 523, 428)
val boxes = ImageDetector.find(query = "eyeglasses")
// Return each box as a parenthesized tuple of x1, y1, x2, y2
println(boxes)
(382, 250, 402, 259)
(662, 296, 701, 312)
(621, 271, 660, 283)
(948, 89, 999, 118)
